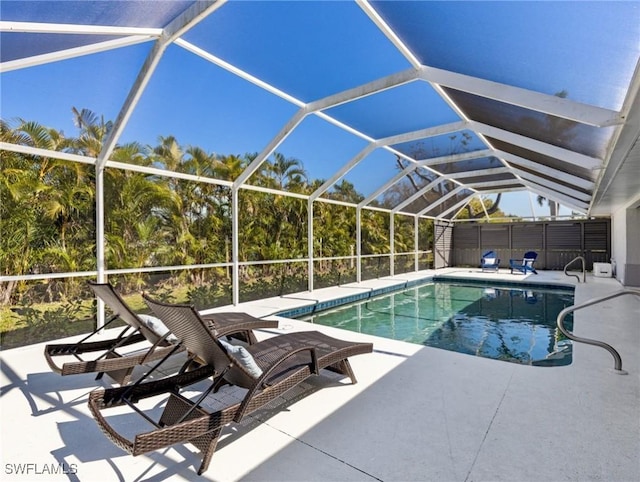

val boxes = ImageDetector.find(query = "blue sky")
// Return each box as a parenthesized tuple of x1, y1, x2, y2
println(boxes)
(2, 1, 638, 219)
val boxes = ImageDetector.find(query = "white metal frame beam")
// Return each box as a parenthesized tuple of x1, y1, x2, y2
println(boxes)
(307, 68, 419, 112)
(232, 108, 309, 189)
(446, 167, 512, 180)
(175, 38, 305, 108)
(418, 185, 467, 216)
(466, 180, 522, 190)
(358, 163, 419, 208)
(437, 194, 475, 219)
(391, 177, 444, 214)
(494, 149, 595, 191)
(420, 65, 622, 127)
(473, 186, 526, 195)
(377, 121, 468, 149)
(97, 1, 222, 170)
(0, 142, 95, 165)
(309, 144, 377, 201)
(0, 35, 155, 73)
(417, 148, 494, 166)
(513, 170, 591, 203)
(357, 0, 422, 69)
(470, 121, 604, 170)
(0, 21, 162, 72)
(0, 20, 161, 36)
(522, 180, 590, 212)
(309, 121, 468, 206)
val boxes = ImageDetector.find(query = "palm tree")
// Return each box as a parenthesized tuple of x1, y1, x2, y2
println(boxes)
(460, 194, 505, 220)
(263, 152, 307, 191)
(329, 180, 364, 203)
(71, 107, 112, 157)
(14, 118, 94, 251)
(0, 120, 40, 303)
(537, 195, 558, 219)
(0, 116, 96, 302)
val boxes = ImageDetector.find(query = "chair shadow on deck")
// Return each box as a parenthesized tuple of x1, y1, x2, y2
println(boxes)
(1, 350, 190, 418)
(55, 376, 331, 479)
(3, 349, 339, 480)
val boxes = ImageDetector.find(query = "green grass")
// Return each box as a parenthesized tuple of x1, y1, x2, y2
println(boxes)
(0, 284, 213, 349)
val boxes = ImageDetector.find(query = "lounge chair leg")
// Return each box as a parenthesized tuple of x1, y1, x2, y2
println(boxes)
(158, 393, 224, 476)
(341, 359, 357, 384)
(325, 359, 358, 384)
(197, 428, 222, 476)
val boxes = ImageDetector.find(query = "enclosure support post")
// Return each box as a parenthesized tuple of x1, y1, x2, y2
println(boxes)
(390, 212, 395, 277)
(415, 216, 419, 272)
(95, 165, 106, 329)
(356, 207, 362, 283)
(308, 200, 314, 292)
(232, 188, 240, 306)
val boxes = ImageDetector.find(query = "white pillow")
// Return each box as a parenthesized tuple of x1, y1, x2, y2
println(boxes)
(219, 338, 263, 378)
(484, 258, 496, 264)
(138, 314, 178, 344)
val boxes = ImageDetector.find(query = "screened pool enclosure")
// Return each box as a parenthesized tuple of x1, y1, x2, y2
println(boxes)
(1, 1, 639, 340)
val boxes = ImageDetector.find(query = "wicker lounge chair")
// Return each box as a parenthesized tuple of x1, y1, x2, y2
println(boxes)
(509, 251, 538, 275)
(480, 250, 500, 272)
(45, 282, 277, 384)
(87, 294, 373, 475)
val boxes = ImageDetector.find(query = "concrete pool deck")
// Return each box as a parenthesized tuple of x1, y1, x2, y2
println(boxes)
(1, 268, 639, 481)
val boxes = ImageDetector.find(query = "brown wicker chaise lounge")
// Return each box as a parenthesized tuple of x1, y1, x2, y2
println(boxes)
(87, 294, 373, 475)
(45, 282, 278, 384)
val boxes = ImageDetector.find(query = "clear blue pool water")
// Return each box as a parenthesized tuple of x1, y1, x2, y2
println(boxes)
(298, 281, 575, 366)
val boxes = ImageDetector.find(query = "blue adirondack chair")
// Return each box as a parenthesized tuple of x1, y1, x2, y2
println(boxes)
(510, 251, 538, 274)
(480, 250, 500, 271)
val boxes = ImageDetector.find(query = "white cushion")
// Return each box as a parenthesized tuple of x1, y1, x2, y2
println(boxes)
(138, 314, 178, 344)
(484, 258, 496, 264)
(219, 338, 263, 378)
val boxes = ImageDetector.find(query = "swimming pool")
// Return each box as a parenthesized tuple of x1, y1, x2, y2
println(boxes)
(296, 280, 575, 366)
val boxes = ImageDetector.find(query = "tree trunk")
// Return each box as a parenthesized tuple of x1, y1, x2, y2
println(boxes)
(0, 280, 17, 305)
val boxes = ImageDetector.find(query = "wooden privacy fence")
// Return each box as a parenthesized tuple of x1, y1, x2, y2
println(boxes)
(441, 219, 611, 271)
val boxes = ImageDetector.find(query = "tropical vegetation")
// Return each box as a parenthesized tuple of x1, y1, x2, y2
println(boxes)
(1, 108, 505, 345)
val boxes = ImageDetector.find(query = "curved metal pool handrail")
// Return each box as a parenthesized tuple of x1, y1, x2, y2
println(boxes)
(563, 255, 586, 283)
(557, 289, 640, 374)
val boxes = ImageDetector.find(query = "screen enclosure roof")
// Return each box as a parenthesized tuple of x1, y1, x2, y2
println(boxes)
(1, 0, 639, 219)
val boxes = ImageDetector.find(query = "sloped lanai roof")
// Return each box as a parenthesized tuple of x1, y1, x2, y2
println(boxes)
(1, 0, 639, 219)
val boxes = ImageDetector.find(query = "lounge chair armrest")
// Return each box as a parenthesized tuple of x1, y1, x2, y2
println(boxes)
(256, 345, 320, 387)
(234, 345, 319, 422)
(88, 388, 237, 459)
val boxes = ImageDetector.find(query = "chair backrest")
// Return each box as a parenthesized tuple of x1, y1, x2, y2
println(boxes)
(142, 294, 255, 386)
(523, 251, 538, 267)
(88, 281, 164, 345)
(482, 250, 498, 263)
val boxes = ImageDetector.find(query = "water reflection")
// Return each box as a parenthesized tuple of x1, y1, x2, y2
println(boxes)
(300, 281, 574, 367)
